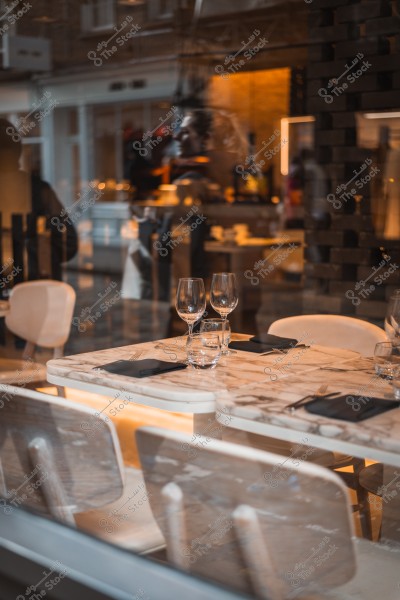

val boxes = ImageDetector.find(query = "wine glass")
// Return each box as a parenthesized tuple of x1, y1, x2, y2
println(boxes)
(385, 290, 400, 347)
(210, 273, 238, 355)
(175, 278, 206, 337)
(374, 342, 400, 379)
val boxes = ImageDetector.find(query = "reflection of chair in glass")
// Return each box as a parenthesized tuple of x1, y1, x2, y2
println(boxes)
(136, 427, 400, 599)
(268, 314, 387, 357)
(0, 280, 76, 384)
(0, 386, 165, 554)
(0, 505, 229, 600)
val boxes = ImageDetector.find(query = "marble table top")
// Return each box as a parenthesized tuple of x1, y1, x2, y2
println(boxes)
(215, 354, 400, 467)
(47, 337, 400, 464)
(48, 336, 360, 412)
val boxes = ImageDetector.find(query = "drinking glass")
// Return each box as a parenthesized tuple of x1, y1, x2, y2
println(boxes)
(186, 332, 221, 369)
(392, 367, 400, 400)
(374, 342, 400, 379)
(200, 318, 231, 354)
(385, 290, 400, 347)
(175, 278, 206, 337)
(210, 273, 238, 355)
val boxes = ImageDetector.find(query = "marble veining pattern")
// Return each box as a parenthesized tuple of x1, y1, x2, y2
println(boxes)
(47, 339, 357, 403)
(47, 337, 400, 461)
(216, 360, 400, 460)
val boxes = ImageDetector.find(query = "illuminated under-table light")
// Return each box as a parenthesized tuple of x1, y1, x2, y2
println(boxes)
(363, 112, 400, 119)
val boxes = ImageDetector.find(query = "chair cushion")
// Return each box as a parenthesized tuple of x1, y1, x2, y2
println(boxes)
(75, 466, 165, 554)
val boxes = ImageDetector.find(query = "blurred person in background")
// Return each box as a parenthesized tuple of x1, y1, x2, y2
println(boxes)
(172, 108, 247, 197)
(0, 118, 78, 275)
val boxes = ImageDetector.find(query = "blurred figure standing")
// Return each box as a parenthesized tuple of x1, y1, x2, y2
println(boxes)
(0, 119, 77, 276)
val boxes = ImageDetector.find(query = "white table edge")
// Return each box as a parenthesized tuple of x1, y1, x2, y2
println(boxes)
(217, 412, 400, 468)
(47, 373, 217, 414)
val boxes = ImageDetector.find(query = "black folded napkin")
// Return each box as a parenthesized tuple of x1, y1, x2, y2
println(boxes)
(230, 334, 298, 354)
(250, 334, 298, 348)
(304, 395, 400, 422)
(94, 359, 187, 378)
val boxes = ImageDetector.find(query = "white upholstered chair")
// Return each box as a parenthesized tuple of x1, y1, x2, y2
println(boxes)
(136, 426, 400, 599)
(0, 280, 76, 384)
(268, 314, 388, 357)
(0, 385, 165, 554)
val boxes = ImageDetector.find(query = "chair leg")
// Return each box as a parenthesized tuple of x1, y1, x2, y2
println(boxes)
(53, 346, 64, 359)
(352, 459, 373, 540)
(22, 341, 36, 361)
(334, 459, 373, 540)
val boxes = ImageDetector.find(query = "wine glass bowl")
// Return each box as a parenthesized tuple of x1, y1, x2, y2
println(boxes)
(385, 290, 400, 346)
(175, 278, 206, 336)
(210, 273, 238, 318)
(210, 273, 238, 355)
(374, 342, 400, 379)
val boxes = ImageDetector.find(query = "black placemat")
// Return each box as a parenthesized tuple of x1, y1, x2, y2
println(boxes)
(249, 334, 298, 349)
(304, 395, 400, 422)
(230, 334, 298, 354)
(94, 359, 187, 378)
(228, 341, 277, 353)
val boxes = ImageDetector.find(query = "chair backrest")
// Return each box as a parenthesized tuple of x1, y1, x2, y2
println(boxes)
(268, 314, 387, 356)
(136, 426, 356, 600)
(5, 279, 76, 350)
(0, 385, 124, 524)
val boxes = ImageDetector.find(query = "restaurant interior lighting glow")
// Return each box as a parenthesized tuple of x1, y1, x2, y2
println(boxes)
(363, 112, 400, 119)
(280, 116, 315, 176)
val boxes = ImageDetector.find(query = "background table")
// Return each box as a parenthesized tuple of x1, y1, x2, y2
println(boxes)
(204, 237, 300, 328)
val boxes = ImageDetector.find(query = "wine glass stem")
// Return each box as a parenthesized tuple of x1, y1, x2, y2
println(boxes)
(222, 316, 228, 352)
(188, 323, 193, 337)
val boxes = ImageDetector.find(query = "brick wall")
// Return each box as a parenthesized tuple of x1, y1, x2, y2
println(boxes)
(304, 0, 400, 322)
